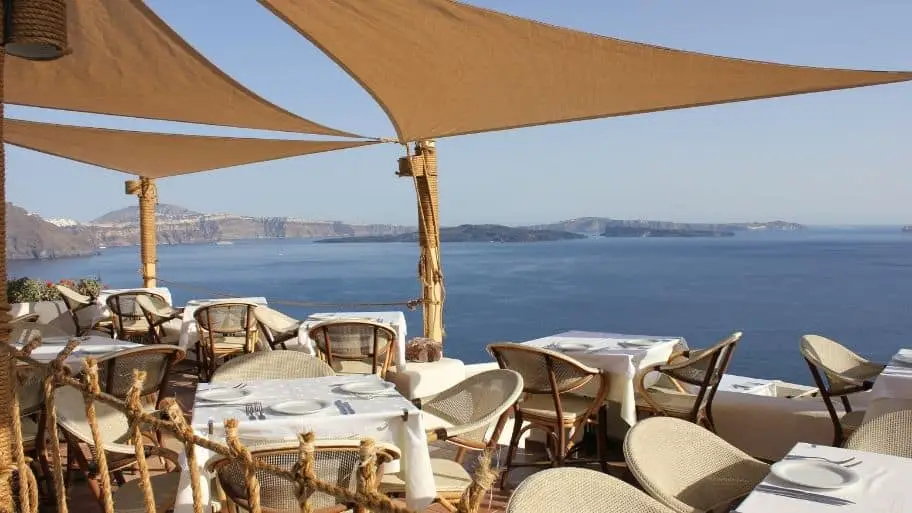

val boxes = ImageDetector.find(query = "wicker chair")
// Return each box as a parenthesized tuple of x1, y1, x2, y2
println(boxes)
(254, 306, 303, 350)
(307, 319, 397, 378)
(134, 294, 184, 346)
(624, 417, 769, 513)
(10, 322, 69, 344)
(507, 467, 676, 513)
(92, 345, 184, 406)
(194, 303, 260, 382)
(844, 407, 912, 458)
(799, 334, 885, 446)
(211, 351, 336, 383)
(208, 440, 400, 513)
(107, 291, 170, 343)
(54, 385, 182, 511)
(55, 284, 112, 336)
(634, 332, 741, 431)
(381, 369, 524, 510)
(487, 343, 611, 487)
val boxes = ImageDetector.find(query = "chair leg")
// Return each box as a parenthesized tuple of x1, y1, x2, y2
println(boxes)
(596, 408, 608, 473)
(500, 409, 523, 489)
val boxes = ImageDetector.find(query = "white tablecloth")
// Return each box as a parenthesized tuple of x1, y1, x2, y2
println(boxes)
(523, 331, 686, 424)
(870, 349, 912, 404)
(717, 374, 776, 396)
(738, 443, 912, 513)
(297, 312, 408, 372)
(173, 374, 434, 513)
(177, 297, 269, 352)
(16, 335, 143, 372)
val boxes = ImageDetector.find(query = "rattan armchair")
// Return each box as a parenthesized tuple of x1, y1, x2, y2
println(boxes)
(211, 351, 335, 383)
(134, 294, 184, 346)
(507, 467, 676, 513)
(208, 440, 400, 513)
(92, 345, 184, 407)
(55, 284, 112, 336)
(487, 343, 611, 487)
(381, 369, 524, 511)
(107, 291, 170, 343)
(624, 417, 769, 513)
(634, 332, 741, 431)
(54, 385, 182, 511)
(844, 407, 912, 458)
(800, 334, 885, 446)
(254, 306, 303, 350)
(194, 303, 260, 382)
(307, 319, 396, 378)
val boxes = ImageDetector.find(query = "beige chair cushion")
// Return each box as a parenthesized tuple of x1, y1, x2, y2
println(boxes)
(330, 359, 376, 376)
(20, 417, 38, 444)
(637, 387, 698, 415)
(518, 394, 594, 421)
(841, 410, 866, 431)
(113, 472, 180, 513)
(381, 457, 471, 495)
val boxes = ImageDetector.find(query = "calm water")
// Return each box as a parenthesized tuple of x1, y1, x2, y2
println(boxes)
(9, 229, 912, 384)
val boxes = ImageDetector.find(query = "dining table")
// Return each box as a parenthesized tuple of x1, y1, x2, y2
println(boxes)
(863, 348, 912, 423)
(737, 442, 912, 512)
(523, 330, 686, 424)
(15, 335, 143, 372)
(172, 374, 436, 513)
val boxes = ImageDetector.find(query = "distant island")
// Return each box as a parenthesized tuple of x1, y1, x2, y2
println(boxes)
(6, 203, 810, 259)
(601, 226, 734, 238)
(903, 226, 911, 233)
(316, 224, 586, 243)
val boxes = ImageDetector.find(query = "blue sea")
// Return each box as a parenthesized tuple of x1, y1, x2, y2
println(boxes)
(9, 229, 912, 384)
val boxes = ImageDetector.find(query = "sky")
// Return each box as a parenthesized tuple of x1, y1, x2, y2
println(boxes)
(7, 0, 912, 226)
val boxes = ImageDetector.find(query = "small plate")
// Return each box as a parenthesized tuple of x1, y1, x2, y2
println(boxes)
(553, 342, 594, 352)
(271, 400, 331, 415)
(770, 460, 860, 490)
(78, 346, 120, 355)
(196, 388, 251, 403)
(339, 381, 396, 396)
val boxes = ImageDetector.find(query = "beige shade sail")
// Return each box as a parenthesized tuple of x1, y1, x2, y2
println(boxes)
(5, 0, 358, 137)
(3, 119, 378, 178)
(261, 0, 912, 143)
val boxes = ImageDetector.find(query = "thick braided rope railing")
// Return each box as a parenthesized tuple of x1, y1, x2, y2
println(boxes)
(7, 361, 38, 513)
(83, 359, 117, 513)
(1, 339, 497, 513)
(127, 371, 158, 513)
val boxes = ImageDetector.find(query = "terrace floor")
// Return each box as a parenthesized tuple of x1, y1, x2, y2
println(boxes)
(35, 364, 628, 513)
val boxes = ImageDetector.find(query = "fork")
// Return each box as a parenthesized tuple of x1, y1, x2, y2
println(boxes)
(244, 403, 256, 421)
(256, 402, 266, 420)
(784, 455, 857, 466)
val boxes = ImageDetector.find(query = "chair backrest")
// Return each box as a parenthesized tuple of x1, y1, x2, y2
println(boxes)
(134, 294, 182, 345)
(54, 385, 136, 456)
(507, 467, 676, 513)
(254, 307, 301, 350)
(487, 343, 600, 395)
(307, 320, 396, 378)
(211, 351, 336, 383)
(844, 408, 912, 458)
(92, 345, 184, 404)
(107, 291, 168, 340)
(194, 303, 260, 352)
(15, 364, 47, 416)
(800, 335, 884, 397)
(422, 369, 523, 448)
(10, 322, 69, 345)
(659, 332, 741, 419)
(55, 284, 96, 334)
(11, 312, 41, 324)
(624, 417, 769, 513)
(210, 440, 400, 513)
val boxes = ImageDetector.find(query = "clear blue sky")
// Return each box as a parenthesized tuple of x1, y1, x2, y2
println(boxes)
(7, 0, 911, 226)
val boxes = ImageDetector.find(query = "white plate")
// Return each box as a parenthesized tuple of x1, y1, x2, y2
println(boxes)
(270, 400, 331, 415)
(196, 388, 250, 403)
(78, 346, 120, 355)
(893, 352, 912, 365)
(339, 381, 396, 396)
(770, 460, 860, 490)
(553, 342, 594, 352)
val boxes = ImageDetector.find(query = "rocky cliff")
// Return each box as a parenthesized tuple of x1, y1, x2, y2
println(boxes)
(6, 203, 95, 259)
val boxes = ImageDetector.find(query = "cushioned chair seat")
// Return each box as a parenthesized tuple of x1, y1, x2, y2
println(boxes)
(113, 472, 180, 513)
(518, 393, 595, 422)
(381, 457, 471, 494)
(636, 387, 698, 415)
(330, 359, 375, 375)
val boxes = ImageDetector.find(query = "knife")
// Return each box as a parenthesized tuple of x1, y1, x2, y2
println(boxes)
(755, 484, 854, 505)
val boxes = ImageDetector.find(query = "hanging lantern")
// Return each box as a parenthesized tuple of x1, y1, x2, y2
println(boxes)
(2, 0, 68, 60)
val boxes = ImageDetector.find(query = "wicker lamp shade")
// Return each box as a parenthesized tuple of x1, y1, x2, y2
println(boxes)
(2, 0, 68, 60)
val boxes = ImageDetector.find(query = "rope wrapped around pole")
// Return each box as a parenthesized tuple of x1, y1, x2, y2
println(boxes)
(138, 177, 158, 287)
(0, 4, 66, 509)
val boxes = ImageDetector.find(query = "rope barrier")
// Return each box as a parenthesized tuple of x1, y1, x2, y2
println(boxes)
(156, 277, 423, 310)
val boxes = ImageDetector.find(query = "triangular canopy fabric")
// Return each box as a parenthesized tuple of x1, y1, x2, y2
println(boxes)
(3, 119, 378, 179)
(5, 0, 357, 137)
(261, 0, 912, 143)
